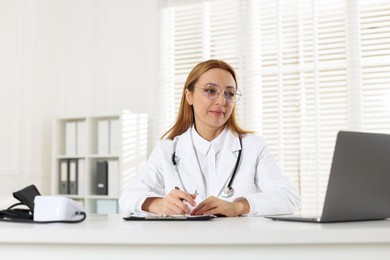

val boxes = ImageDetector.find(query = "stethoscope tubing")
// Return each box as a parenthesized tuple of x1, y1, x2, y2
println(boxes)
(172, 136, 242, 198)
(225, 136, 242, 190)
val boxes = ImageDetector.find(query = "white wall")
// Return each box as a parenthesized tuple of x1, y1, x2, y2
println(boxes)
(0, 0, 158, 207)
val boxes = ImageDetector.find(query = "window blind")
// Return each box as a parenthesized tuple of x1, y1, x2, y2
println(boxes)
(360, 0, 390, 133)
(157, 0, 390, 213)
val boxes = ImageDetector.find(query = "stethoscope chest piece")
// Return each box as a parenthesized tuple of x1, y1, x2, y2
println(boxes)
(221, 186, 234, 198)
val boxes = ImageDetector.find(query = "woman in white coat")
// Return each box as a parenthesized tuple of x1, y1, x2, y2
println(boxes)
(119, 59, 300, 217)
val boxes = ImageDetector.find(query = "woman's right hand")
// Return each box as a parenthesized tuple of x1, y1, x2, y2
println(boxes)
(141, 188, 197, 215)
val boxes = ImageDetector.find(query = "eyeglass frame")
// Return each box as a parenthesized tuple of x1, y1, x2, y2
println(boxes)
(192, 82, 242, 103)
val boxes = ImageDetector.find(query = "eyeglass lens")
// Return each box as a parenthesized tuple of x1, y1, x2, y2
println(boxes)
(202, 83, 240, 103)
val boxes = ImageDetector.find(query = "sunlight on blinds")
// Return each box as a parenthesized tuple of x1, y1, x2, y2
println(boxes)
(157, 0, 390, 213)
(121, 110, 148, 191)
(360, 0, 390, 133)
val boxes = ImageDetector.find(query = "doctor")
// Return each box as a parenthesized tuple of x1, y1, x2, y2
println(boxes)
(119, 59, 300, 217)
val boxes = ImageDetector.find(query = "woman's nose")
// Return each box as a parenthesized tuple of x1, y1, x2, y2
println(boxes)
(215, 90, 226, 105)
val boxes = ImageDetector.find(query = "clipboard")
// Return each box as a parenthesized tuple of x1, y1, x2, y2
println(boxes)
(123, 214, 215, 221)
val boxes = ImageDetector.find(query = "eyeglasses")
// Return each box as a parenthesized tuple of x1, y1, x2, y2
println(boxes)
(195, 83, 242, 103)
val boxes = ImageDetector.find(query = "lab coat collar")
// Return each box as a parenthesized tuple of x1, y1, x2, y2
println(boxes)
(175, 127, 242, 198)
(191, 125, 228, 156)
(191, 126, 211, 155)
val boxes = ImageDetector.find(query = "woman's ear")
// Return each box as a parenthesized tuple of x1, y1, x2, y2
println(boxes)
(185, 89, 193, 105)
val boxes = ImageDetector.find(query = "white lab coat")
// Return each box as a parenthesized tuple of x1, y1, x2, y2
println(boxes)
(119, 128, 300, 216)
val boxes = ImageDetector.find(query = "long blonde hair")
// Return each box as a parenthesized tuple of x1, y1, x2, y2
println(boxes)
(161, 59, 253, 140)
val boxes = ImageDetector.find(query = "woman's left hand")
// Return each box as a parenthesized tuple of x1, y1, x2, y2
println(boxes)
(190, 196, 250, 217)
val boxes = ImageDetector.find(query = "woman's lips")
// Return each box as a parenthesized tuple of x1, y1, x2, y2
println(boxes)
(210, 110, 225, 116)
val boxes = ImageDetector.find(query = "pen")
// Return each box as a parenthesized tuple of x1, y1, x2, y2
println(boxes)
(175, 186, 198, 197)
(174, 186, 184, 201)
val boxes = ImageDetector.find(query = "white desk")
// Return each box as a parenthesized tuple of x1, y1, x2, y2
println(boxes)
(1, 214, 390, 259)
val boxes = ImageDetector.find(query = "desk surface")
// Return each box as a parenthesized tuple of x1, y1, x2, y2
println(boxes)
(1, 214, 390, 246)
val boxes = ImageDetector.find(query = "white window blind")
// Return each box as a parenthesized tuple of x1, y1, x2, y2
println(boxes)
(157, 0, 390, 213)
(360, 0, 390, 133)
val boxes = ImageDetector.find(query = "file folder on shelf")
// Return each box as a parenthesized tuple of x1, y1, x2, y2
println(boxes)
(98, 120, 109, 155)
(76, 121, 86, 155)
(69, 159, 78, 195)
(65, 122, 76, 155)
(96, 161, 108, 195)
(109, 119, 120, 155)
(59, 160, 69, 194)
(77, 159, 85, 196)
(108, 160, 119, 197)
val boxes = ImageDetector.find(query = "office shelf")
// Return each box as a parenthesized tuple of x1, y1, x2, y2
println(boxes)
(51, 111, 148, 214)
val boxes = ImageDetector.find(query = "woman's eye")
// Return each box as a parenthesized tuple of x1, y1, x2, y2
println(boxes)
(224, 89, 236, 98)
(205, 88, 217, 94)
(225, 91, 235, 98)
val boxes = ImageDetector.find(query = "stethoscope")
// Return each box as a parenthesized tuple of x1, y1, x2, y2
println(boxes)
(171, 136, 242, 198)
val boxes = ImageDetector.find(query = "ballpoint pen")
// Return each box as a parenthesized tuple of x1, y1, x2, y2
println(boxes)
(175, 186, 198, 198)
(174, 186, 184, 201)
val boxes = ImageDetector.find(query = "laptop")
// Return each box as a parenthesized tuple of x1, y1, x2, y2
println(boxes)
(266, 131, 390, 223)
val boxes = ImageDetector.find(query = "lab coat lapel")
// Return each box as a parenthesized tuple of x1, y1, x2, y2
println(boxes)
(215, 130, 242, 197)
(174, 129, 206, 198)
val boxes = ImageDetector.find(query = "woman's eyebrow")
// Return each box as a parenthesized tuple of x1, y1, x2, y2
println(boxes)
(205, 82, 219, 86)
(205, 82, 236, 88)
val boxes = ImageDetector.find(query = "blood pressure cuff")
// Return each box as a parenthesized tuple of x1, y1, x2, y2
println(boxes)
(0, 184, 41, 222)
(0, 184, 87, 224)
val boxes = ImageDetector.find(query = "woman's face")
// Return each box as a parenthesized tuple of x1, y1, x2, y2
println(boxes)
(185, 68, 236, 139)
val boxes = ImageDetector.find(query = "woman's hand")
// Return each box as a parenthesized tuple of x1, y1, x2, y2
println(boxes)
(191, 196, 250, 217)
(142, 188, 197, 215)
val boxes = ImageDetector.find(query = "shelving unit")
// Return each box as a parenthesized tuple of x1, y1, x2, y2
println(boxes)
(51, 111, 148, 214)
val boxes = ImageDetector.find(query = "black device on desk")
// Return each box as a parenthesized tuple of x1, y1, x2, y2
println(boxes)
(266, 131, 390, 223)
